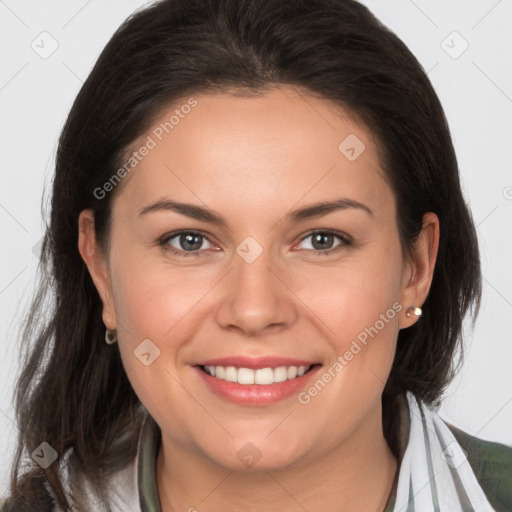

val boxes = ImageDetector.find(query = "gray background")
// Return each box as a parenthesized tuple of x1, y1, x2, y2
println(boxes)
(1, 0, 511, 496)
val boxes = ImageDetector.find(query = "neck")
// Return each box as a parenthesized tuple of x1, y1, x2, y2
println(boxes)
(156, 404, 398, 512)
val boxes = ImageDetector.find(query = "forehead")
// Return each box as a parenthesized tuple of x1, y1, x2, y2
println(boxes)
(113, 86, 392, 221)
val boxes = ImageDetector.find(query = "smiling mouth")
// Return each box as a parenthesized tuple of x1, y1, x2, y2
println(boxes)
(199, 364, 317, 385)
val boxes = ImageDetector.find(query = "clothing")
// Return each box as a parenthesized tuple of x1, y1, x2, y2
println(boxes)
(384, 393, 512, 511)
(2, 393, 511, 511)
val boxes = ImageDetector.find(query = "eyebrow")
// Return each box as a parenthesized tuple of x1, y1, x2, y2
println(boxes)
(138, 197, 373, 226)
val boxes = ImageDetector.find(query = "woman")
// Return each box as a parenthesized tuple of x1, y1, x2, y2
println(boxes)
(2, 0, 511, 510)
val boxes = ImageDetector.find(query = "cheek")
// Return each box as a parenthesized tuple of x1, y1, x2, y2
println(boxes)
(294, 260, 403, 434)
(108, 248, 226, 411)
(294, 239, 404, 404)
(299, 241, 404, 341)
(110, 255, 207, 436)
(109, 246, 214, 342)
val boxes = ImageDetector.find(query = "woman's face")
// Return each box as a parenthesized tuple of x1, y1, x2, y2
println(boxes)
(80, 86, 436, 471)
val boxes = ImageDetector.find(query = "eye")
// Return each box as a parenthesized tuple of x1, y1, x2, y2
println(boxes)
(159, 231, 216, 257)
(296, 230, 352, 255)
(158, 229, 352, 258)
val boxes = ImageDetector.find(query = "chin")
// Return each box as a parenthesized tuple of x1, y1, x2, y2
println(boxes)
(201, 437, 310, 472)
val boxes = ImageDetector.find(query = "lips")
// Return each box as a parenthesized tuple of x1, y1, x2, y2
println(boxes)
(195, 356, 317, 369)
(193, 356, 321, 405)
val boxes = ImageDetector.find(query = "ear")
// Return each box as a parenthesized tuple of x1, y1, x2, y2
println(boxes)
(77, 208, 117, 330)
(398, 212, 440, 329)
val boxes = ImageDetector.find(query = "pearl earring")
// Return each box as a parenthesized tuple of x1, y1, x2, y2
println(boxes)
(406, 306, 422, 318)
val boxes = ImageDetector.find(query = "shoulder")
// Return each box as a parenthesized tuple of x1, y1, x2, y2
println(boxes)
(0, 418, 147, 512)
(446, 422, 512, 512)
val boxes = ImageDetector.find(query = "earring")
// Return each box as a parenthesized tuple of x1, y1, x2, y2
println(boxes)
(105, 328, 118, 345)
(406, 306, 422, 318)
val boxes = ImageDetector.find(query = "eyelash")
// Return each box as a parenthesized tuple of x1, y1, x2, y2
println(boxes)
(158, 229, 353, 258)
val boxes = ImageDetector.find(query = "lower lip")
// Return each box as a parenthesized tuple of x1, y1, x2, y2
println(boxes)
(194, 365, 322, 406)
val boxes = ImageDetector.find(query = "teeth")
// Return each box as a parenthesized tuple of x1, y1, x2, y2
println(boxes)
(238, 367, 255, 384)
(225, 366, 237, 382)
(202, 364, 312, 385)
(287, 366, 298, 379)
(273, 367, 288, 383)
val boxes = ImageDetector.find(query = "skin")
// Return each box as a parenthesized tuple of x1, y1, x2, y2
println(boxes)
(78, 86, 439, 512)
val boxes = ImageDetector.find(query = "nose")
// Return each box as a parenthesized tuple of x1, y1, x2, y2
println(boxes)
(215, 246, 298, 337)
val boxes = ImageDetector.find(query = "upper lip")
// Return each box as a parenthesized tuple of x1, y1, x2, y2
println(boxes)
(195, 356, 319, 369)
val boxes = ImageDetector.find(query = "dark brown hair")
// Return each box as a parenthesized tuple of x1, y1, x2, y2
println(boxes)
(5, 0, 481, 509)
